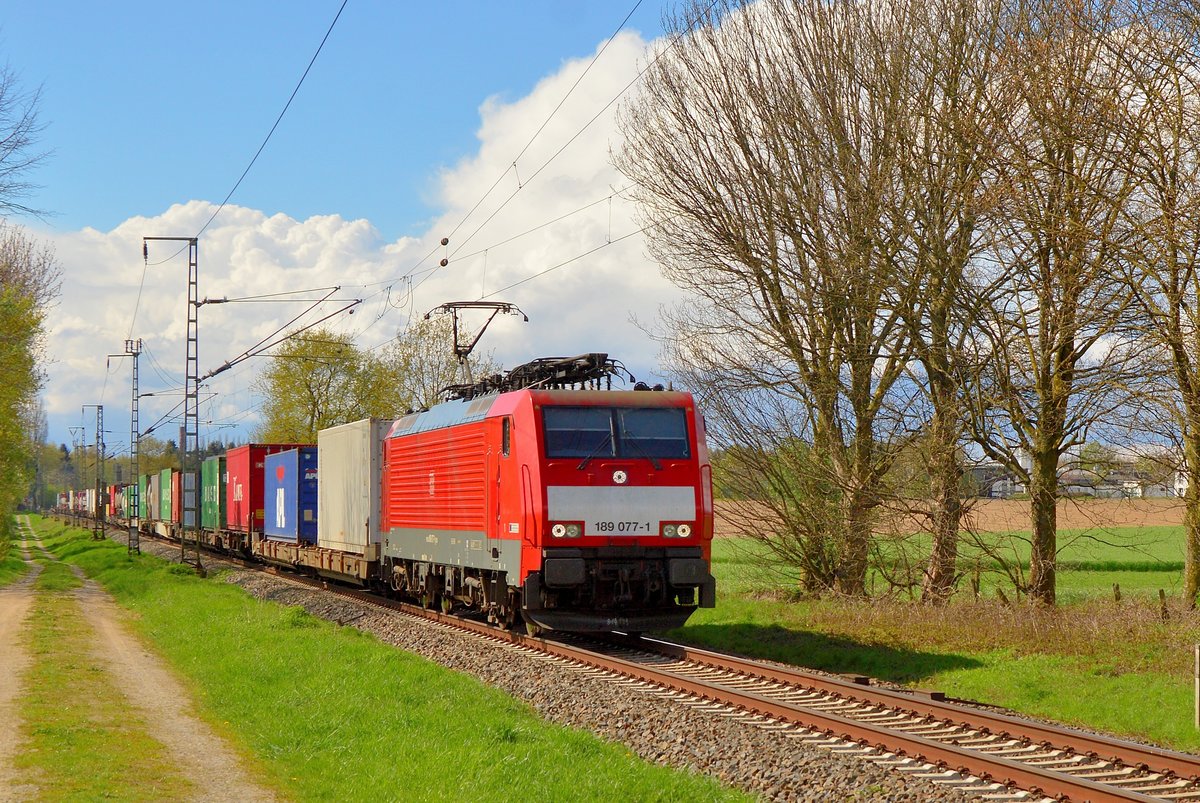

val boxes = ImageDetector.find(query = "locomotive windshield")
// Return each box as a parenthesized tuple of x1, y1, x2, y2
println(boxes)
(542, 406, 690, 459)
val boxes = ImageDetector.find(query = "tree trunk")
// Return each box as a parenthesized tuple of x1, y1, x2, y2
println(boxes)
(835, 490, 871, 595)
(1183, 435, 1200, 608)
(921, 381, 963, 603)
(1027, 449, 1058, 605)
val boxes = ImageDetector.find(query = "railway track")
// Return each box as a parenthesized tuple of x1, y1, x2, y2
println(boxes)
(108, 520, 1200, 801)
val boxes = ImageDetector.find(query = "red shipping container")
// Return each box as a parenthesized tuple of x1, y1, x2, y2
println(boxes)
(225, 444, 312, 532)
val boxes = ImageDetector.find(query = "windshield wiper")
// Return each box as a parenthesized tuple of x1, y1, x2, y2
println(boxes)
(576, 434, 613, 470)
(623, 438, 662, 471)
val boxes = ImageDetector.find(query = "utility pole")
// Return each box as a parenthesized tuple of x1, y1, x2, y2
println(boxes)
(143, 237, 202, 572)
(68, 426, 83, 526)
(109, 339, 142, 554)
(82, 404, 104, 540)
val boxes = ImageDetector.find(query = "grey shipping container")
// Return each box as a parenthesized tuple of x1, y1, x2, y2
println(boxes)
(317, 418, 389, 555)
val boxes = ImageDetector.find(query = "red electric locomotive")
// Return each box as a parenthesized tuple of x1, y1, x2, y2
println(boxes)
(380, 354, 716, 632)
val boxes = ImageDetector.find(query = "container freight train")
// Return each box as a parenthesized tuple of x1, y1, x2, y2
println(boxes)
(80, 354, 718, 633)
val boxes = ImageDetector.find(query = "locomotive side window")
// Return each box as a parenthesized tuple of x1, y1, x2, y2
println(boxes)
(502, 417, 511, 457)
(543, 407, 615, 458)
(618, 408, 690, 458)
(542, 406, 690, 460)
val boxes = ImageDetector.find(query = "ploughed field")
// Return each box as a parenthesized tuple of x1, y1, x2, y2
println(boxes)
(713, 498, 1186, 537)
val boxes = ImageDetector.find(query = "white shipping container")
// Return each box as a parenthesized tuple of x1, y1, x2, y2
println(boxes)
(317, 418, 390, 555)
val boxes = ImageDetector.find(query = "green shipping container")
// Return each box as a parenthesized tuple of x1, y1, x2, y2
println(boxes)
(138, 474, 149, 520)
(201, 456, 226, 531)
(159, 468, 173, 521)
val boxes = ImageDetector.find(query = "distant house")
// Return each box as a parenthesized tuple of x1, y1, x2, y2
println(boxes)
(963, 455, 1176, 499)
(965, 463, 1017, 498)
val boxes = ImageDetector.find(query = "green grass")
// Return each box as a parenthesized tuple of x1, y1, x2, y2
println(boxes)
(0, 552, 26, 587)
(677, 533, 1200, 753)
(32, 517, 743, 802)
(32, 559, 82, 592)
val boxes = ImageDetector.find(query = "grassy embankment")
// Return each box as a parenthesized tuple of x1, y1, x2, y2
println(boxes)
(674, 528, 1200, 753)
(26, 516, 743, 802)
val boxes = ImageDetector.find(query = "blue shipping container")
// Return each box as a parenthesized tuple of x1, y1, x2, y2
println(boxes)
(263, 448, 318, 543)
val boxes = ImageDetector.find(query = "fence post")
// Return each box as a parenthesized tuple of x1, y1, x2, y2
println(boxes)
(1195, 644, 1199, 730)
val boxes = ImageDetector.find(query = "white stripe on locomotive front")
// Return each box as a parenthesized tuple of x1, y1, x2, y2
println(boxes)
(545, 486, 695, 536)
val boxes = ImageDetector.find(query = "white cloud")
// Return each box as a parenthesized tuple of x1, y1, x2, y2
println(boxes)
(37, 29, 683, 450)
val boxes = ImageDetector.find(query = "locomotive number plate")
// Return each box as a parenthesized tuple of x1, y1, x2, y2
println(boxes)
(593, 521, 653, 534)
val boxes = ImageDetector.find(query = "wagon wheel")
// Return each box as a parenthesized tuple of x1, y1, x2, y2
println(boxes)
(524, 619, 542, 638)
(440, 595, 453, 614)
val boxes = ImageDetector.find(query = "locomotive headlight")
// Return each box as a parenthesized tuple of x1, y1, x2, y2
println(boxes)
(677, 523, 692, 537)
(552, 523, 567, 538)
(663, 524, 678, 537)
(566, 523, 582, 538)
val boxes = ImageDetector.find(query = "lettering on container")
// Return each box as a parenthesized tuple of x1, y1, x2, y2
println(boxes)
(276, 488, 286, 528)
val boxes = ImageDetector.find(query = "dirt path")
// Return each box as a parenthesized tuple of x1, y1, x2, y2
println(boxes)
(15, 517, 277, 802)
(70, 579, 277, 802)
(0, 525, 39, 801)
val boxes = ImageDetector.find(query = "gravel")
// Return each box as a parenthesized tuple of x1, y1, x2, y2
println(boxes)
(128, 534, 988, 802)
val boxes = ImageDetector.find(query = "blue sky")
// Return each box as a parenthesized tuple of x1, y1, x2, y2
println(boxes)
(4, 2, 666, 241)
(3, 2, 687, 451)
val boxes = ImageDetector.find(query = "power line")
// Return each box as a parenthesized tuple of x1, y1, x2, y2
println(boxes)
(445, 0, 645, 244)
(127, 0, 350, 335)
(481, 224, 647, 299)
(414, 0, 720, 295)
(194, 0, 349, 240)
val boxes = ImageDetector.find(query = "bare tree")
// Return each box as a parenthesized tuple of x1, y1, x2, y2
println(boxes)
(966, 0, 1140, 604)
(0, 67, 47, 218)
(619, 0, 926, 594)
(1112, 2, 1200, 605)
(886, 0, 1005, 601)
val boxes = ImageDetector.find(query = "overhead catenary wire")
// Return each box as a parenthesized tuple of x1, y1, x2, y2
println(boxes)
(444, 0, 645, 245)
(406, 0, 721, 297)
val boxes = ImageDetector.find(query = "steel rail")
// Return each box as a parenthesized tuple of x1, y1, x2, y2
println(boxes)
(614, 633, 1200, 783)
